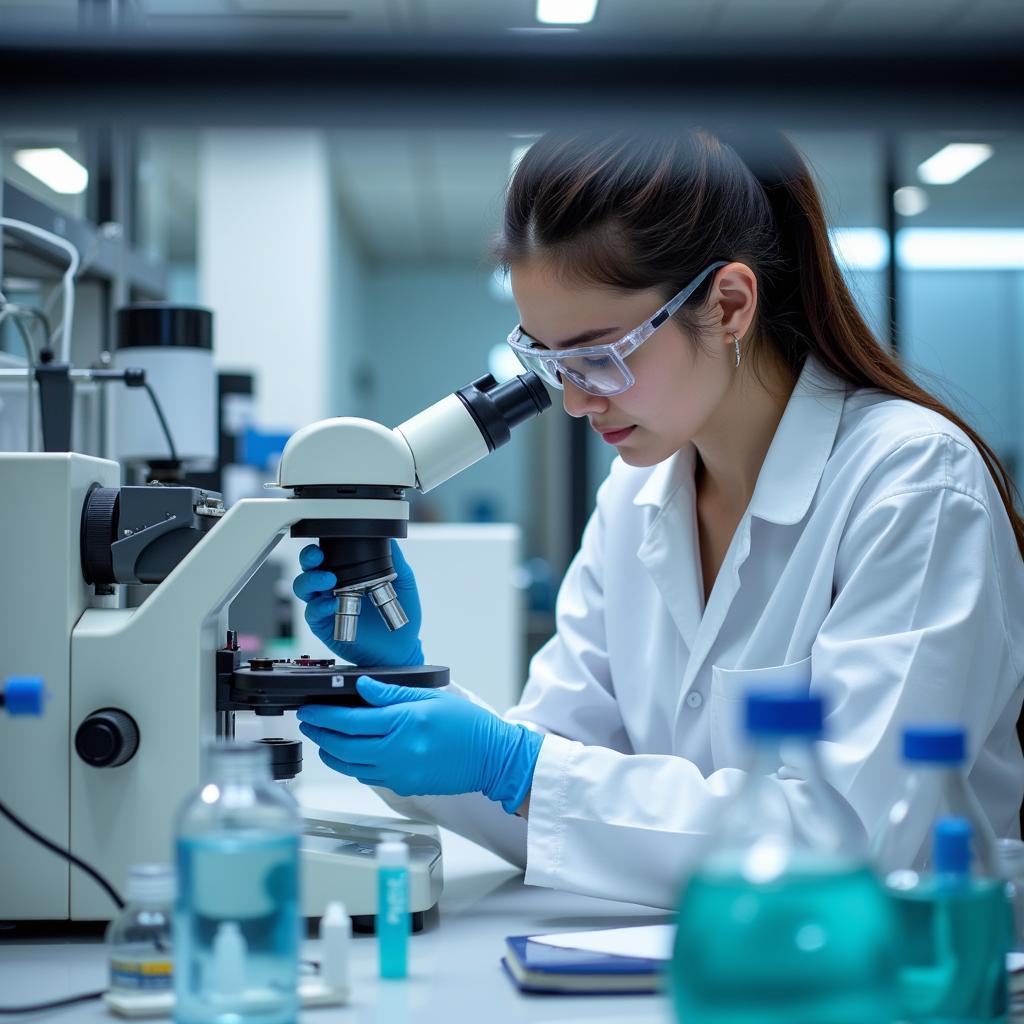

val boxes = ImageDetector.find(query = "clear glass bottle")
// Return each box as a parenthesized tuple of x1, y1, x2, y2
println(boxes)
(873, 725, 1000, 883)
(173, 741, 302, 1024)
(106, 864, 175, 994)
(887, 817, 1010, 1022)
(671, 691, 898, 1024)
(997, 838, 1024, 952)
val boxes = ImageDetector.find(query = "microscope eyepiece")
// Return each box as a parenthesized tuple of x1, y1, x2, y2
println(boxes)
(455, 371, 552, 453)
(490, 372, 551, 430)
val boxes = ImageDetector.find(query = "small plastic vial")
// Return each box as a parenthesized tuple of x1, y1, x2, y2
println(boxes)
(377, 834, 409, 980)
(106, 864, 175, 994)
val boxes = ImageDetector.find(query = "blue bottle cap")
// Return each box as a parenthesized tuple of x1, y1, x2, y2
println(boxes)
(745, 691, 824, 737)
(3, 677, 46, 716)
(934, 816, 973, 876)
(903, 725, 965, 764)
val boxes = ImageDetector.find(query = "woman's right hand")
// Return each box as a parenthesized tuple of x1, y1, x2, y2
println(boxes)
(292, 540, 425, 667)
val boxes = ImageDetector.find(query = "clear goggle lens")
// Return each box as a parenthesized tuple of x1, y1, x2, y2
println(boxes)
(512, 348, 631, 397)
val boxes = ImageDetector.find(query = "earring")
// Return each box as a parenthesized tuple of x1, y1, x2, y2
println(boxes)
(731, 333, 741, 368)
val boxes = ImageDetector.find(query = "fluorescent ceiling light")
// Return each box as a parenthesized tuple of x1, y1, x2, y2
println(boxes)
(892, 186, 929, 217)
(13, 148, 89, 194)
(537, 0, 598, 25)
(829, 227, 1024, 270)
(831, 227, 889, 272)
(917, 143, 993, 185)
(897, 229, 1024, 269)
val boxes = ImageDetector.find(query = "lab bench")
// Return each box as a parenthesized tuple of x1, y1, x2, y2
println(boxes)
(0, 778, 670, 1023)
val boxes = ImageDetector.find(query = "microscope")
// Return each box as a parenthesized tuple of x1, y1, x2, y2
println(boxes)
(0, 371, 549, 926)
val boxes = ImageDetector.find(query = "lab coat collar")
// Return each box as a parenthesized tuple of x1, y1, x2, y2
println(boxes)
(747, 355, 847, 526)
(633, 355, 847, 525)
(633, 444, 695, 510)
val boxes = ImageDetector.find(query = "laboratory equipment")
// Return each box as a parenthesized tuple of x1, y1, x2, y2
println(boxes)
(887, 817, 1010, 1022)
(874, 725, 1001, 881)
(110, 305, 217, 469)
(1, 676, 45, 716)
(0, 369, 549, 923)
(377, 833, 410, 979)
(106, 864, 175, 996)
(671, 691, 898, 1024)
(174, 741, 300, 1024)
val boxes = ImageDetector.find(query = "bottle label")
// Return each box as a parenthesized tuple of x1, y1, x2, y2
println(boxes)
(383, 871, 408, 925)
(109, 958, 173, 990)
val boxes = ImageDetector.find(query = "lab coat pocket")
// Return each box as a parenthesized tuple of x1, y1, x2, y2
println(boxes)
(709, 656, 813, 768)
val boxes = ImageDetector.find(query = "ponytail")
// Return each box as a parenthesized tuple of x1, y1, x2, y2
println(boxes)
(727, 129, 1024, 559)
(500, 126, 1024, 559)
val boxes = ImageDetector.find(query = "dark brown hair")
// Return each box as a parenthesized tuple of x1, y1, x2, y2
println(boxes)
(497, 127, 1024, 557)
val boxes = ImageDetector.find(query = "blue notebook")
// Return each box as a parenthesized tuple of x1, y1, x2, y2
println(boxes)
(502, 933, 664, 994)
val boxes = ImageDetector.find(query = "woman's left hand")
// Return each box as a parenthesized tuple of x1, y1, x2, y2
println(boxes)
(297, 677, 542, 814)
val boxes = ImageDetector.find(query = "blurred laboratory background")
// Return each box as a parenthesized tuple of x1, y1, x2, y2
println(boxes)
(1, 0, 1023, 703)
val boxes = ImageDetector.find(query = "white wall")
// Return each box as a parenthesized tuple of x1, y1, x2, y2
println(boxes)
(198, 129, 359, 431)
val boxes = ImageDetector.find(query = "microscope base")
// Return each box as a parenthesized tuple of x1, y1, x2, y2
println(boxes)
(300, 808, 443, 922)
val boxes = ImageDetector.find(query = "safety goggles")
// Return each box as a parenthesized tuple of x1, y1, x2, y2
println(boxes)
(505, 261, 728, 397)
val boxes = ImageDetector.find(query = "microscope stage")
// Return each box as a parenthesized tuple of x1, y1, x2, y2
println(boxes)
(227, 660, 449, 713)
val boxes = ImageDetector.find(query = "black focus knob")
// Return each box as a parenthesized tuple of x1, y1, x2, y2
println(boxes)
(75, 709, 139, 768)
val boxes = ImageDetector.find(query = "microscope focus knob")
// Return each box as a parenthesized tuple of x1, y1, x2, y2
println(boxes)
(75, 709, 140, 768)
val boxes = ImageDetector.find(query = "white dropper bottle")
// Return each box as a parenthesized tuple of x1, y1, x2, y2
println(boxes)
(321, 901, 351, 995)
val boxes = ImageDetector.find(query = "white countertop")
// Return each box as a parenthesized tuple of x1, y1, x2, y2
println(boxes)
(0, 778, 672, 1023)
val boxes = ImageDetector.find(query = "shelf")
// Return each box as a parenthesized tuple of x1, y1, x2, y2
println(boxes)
(2, 180, 165, 298)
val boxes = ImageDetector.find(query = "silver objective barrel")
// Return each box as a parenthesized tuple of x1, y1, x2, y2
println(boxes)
(333, 575, 409, 643)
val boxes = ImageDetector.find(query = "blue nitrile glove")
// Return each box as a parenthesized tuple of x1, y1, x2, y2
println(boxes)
(297, 676, 543, 814)
(292, 540, 424, 667)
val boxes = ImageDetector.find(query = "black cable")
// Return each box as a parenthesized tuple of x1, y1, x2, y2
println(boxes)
(0, 990, 105, 1015)
(142, 381, 179, 463)
(0, 798, 123, 1015)
(0, 796, 124, 910)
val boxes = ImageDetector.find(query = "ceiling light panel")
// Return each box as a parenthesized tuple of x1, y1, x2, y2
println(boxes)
(536, 0, 598, 25)
(917, 143, 994, 185)
(12, 148, 89, 194)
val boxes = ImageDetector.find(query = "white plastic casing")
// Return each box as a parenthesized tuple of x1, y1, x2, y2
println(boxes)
(395, 394, 490, 494)
(110, 347, 216, 461)
(276, 418, 416, 489)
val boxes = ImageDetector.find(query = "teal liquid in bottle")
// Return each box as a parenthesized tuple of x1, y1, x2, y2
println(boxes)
(670, 691, 898, 1024)
(673, 862, 896, 1024)
(888, 817, 1010, 1023)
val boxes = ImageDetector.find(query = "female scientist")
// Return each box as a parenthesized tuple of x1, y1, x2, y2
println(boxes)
(293, 128, 1024, 909)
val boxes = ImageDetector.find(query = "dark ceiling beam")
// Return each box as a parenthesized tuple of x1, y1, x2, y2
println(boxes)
(0, 30, 1021, 129)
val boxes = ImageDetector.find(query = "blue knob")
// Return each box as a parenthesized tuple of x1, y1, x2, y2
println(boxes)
(3, 677, 46, 716)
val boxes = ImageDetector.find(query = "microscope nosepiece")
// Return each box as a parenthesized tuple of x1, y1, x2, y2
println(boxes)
(369, 580, 409, 632)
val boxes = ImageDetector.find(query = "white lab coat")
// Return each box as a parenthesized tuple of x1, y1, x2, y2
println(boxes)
(380, 356, 1024, 909)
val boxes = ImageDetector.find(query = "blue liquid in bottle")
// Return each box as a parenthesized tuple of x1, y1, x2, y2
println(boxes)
(174, 744, 301, 1024)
